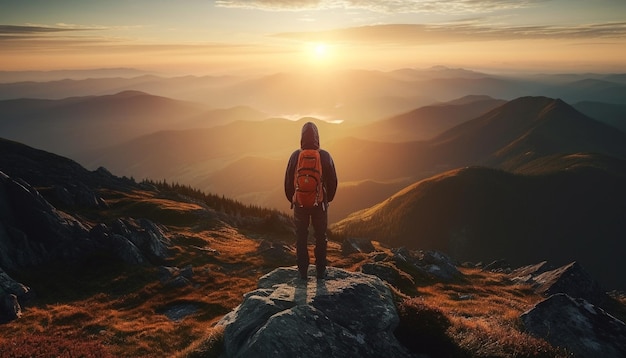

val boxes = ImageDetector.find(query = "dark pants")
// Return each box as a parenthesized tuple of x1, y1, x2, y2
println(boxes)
(293, 205, 328, 277)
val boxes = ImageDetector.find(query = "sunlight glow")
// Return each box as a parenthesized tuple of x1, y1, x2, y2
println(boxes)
(308, 42, 332, 64)
(314, 43, 327, 57)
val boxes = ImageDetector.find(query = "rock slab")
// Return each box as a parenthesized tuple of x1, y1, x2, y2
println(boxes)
(217, 266, 412, 358)
(521, 293, 626, 358)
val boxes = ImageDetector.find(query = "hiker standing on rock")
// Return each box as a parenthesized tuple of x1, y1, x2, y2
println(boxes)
(284, 121, 338, 280)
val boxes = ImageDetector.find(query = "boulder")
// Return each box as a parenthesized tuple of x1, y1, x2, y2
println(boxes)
(392, 248, 463, 283)
(89, 219, 171, 264)
(158, 265, 194, 288)
(533, 261, 607, 305)
(361, 262, 415, 294)
(52, 183, 108, 209)
(0, 294, 21, 322)
(217, 266, 413, 358)
(0, 172, 91, 268)
(0, 268, 30, 299)
(0, 268, 30, 323)
(508, 261, 550, 284)
(257, 240, 294, 263)
(341, 237, 376, 255)
(482, 259, 511, 272)
(521, 293, 626, 358)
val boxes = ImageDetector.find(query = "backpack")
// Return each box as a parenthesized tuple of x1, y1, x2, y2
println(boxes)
(293, 149, 323, 208)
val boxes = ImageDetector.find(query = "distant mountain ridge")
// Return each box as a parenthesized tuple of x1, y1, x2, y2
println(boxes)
(75, 96, 626, 223)
(331, 163, 626, 290)
(0, 91, 269, 158)
(331, 96, 626, 289)
(350, 95, 506, 142)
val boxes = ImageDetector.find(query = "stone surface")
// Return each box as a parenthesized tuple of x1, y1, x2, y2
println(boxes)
(532, 261, 607, 305)
(0, 294, 21, 322)
(217, 266, 413, 358)
(341, 237, 376, 255)
(521, 293, 626, 358)
(361, 262, 415, 292)
(391, 248, 464, 283)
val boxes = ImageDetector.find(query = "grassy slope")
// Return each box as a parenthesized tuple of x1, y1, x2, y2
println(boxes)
(0, 186, 624, 357)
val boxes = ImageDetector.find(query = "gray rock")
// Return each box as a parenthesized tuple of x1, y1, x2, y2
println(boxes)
(138, 218, 170, 260)
(533, 261, 607, 305)
(0, 268, 30, 299)
(482, 259, 510, 272)
(341, 237, 376, 255)
(217, 266, 413, 358)
(158, 265, 193, 288)
(508, 261, 550, 284)
(90, 219, 171, 264)
(0, 294, 21, 322)
(361, 262, 415, 293)
(257, 240, 294, 263)
(521, 293, 626, 358)
(110, 234, 145, 265)
(180, 264, 194, 279)
(0, 171, 92, 268)
(391, 248, 463, 283)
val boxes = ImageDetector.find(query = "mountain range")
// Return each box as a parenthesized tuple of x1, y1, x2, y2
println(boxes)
(1, 67, 626, 287)
(2, 66, 626, 355)
(2, 82, 625, 224)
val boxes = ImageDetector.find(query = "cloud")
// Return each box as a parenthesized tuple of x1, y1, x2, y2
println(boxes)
(0, 24, 107, 41)
(273, 21, 626, 44)
(0, 24, 83, 35)
(215, 0, 548, 13)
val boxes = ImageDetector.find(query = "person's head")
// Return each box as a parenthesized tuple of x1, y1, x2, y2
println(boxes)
(300, 121, 320, 150)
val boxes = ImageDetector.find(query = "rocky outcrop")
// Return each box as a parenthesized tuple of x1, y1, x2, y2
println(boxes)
(217, 266, 413, 358)
(341, 237, 376, 255)
(1, 171, 171, 269)
(0, 171, 91, 269)
(521, 293, 626, 358)
(509, 261, 607, 305)
(0, 170, 172, 322)
(256, 240, 294, 264)
(0, 268, 30, 322)
(361, 262, 416, 294)
(389, 248, 464, 284)
(508, 261, 550, 284)
(532, 261, 607, 305)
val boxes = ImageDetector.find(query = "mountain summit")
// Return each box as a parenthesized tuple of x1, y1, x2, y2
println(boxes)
(429, 96, 626, 169)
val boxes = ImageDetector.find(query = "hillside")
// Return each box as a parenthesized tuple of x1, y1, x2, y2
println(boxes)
(331, 163, 626, 290)
(574, 101, 626, 133)
(0, 91, 208, 157)
(1, 138, 625, 357)
(350, 95, 506, 142)
(75, 96, 626, 225)
(428, 97, 626, 167)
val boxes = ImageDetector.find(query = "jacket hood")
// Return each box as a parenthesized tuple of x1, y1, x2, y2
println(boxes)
(300, 121, 320, 150)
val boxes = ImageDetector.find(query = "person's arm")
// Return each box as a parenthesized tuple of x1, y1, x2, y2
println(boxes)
(321, 151, 337, 202)
(284, 150, 299, 203)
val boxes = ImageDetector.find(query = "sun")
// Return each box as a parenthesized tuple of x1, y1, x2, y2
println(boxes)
(314, 43, 327, 57)
(302, 42, 338, 68)
(309, 42, 330, 61)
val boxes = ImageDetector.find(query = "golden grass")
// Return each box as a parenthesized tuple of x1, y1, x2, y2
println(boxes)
(415, 268, 570, 357)
(0, 187, 595, 357)
(0, 219, 267, 357)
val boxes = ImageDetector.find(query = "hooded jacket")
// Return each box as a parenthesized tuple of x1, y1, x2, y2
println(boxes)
(284, 122, 337, 207)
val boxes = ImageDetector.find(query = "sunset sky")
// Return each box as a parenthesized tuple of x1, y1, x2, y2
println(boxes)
(1, 0, 625, 75)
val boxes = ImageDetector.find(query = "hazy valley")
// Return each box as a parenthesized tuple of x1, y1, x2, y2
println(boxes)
(1, 66, 626, 356)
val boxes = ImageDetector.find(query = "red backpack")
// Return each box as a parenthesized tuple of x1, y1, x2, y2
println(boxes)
(293, 149, 323, 208)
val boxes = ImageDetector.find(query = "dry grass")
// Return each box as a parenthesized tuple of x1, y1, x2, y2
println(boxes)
(0, 187, 599, 357)
(0, 218, 265, 357)
(412, 268, 570, 358)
